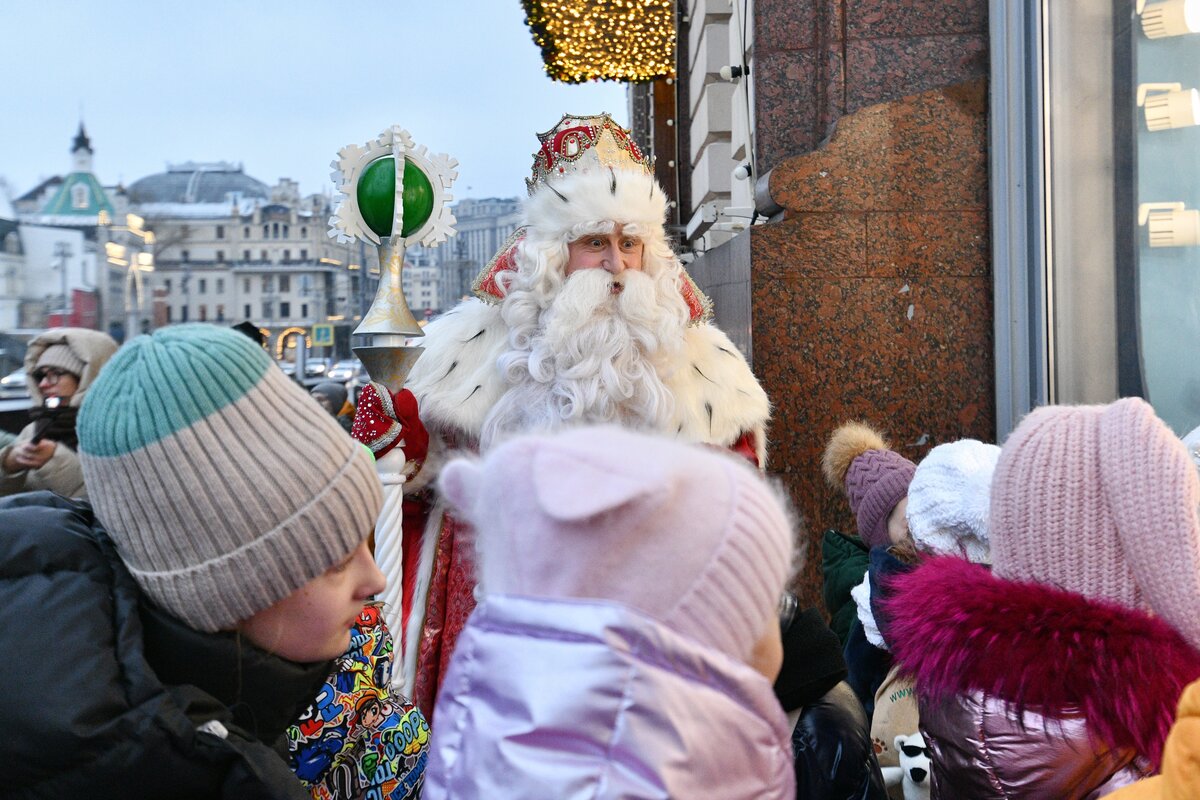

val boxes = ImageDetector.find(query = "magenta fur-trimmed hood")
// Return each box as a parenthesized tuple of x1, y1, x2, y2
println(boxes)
(881, 556, 1200, 769)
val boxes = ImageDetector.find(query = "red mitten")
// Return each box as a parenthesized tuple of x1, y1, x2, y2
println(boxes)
(351, 382, 429, 464)
(392, 388, 429, 464)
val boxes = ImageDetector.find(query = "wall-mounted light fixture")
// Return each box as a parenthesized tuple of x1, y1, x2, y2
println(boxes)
(1138, 83, 1200, 130)
(719, 65, 748, 81)
(1139, 201, 1200, 247)
(733, 162, 752, 181)
(1138, 0, 1200, 38)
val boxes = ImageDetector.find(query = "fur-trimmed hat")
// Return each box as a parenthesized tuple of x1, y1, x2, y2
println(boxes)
(907, 439, 999, 563)
(440, 426, 795, 664)
(991, 397, 1200, 651)
(822, 422, 916, 549)
(521, 113, 670, 257)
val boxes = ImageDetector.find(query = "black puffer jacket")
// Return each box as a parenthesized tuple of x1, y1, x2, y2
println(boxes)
(774, 600, 888, 800)
(0, 492, 332, 799)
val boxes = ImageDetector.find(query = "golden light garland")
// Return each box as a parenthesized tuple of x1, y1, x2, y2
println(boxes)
(523, 0, 676, 83)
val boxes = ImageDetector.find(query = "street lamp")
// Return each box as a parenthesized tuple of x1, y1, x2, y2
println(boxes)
(102, 214, 156, 339)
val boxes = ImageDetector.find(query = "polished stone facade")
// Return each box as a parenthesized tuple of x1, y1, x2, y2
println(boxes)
(754, 79, 995, 600)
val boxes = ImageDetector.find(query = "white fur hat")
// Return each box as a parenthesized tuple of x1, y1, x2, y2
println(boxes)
(906, 439, 999, 564)
(1182, 423, 1200, 470)
(521, 113, 669, 251)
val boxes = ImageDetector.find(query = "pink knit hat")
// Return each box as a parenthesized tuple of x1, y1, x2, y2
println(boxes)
(439, 426, 795, 663)
(991, 397, 1200, 651)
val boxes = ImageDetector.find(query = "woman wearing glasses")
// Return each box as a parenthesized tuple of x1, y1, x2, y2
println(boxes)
(0, 328, 118, 498)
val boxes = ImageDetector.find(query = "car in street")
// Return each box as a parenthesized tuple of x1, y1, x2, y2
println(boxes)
(304, 358, 331, 379)
(0, 368, 29, 400)
(327, 359, 359, 383)
(348, 361, 372, 404)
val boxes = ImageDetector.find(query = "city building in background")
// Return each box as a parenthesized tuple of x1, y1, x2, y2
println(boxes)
(129, 162, 379, 360)
(8, 125, 123, 333)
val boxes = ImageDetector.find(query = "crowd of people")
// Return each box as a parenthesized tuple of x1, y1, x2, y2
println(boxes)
(1, 111, 1197, 800)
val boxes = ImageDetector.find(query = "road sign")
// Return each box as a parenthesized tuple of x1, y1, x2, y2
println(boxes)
(311, 323, 334, 347)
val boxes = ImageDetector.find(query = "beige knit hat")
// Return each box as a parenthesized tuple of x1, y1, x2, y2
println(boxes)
(35, 343, 85, 378)
(77, 324, 383, 633)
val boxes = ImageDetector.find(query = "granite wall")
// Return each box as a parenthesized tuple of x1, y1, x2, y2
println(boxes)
(756, 80, 996, 604)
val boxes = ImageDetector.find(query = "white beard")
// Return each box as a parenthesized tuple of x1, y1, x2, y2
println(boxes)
(481, 267, 689, 449)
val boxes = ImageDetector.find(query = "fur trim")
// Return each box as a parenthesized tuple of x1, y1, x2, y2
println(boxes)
(24, 328, 118, 407)
(663, 322, 771, 460)
(402, 298, 770, 458)
(523, 168, 668, 248)
(822, 422, 888, 491)
(882, 556, 1200, 768)
(404, 299, 509, 445)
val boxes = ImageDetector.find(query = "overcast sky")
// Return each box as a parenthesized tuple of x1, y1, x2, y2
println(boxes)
(1, 0, 628, 202)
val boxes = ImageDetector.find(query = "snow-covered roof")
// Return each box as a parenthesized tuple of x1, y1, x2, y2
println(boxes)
(137, 197, 262, 220)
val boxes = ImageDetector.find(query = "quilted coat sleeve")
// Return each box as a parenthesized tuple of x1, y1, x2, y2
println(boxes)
(791, 681, 889, 800)
(0, 492, 309, 799)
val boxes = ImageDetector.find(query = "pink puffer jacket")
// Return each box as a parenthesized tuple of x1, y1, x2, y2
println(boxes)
(424, 594, 795, 799)
(883, 557, 1200, 799)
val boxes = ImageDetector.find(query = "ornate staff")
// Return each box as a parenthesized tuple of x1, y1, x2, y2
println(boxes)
(329, 126, 457, 689)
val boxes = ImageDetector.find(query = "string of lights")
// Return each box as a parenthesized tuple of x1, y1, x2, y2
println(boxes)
(522, 0, 676, 83)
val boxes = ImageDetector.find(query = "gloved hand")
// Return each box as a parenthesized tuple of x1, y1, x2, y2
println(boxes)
(351, 382, 429, 465)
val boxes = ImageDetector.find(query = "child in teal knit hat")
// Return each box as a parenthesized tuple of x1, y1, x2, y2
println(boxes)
(0, 324, 428, 798)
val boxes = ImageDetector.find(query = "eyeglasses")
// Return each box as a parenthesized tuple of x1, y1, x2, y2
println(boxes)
(32, 368, 71, 385)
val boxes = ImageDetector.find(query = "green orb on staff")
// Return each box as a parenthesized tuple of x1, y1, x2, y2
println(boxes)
(328, 126, 459, 390)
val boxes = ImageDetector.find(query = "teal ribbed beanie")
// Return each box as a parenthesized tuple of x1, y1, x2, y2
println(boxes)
(78, 324, 383, 633)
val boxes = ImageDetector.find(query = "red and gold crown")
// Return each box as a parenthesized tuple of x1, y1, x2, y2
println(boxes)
(525, 112, 653, 195)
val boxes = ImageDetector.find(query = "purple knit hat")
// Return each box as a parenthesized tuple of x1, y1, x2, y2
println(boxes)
(822, 421, 916, 549)
(991, 397, 1200, 651)
(845, 450, 916, 549)
(439, 426, 795, 664)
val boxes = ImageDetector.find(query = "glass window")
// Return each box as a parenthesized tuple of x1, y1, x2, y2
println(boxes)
(1128, 11, 1200, 434)
(244, 303, 251, 319)
(216, 225, 225, 239)
(216, 278, 225, 294)
(280, 275, 291, 292)
(198, 278, 206, 294)
(280, 301, 291, 318)
(216, 304, 225, 321)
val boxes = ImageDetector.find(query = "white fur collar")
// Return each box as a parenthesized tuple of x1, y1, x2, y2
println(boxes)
(404, 298, 770, 462)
